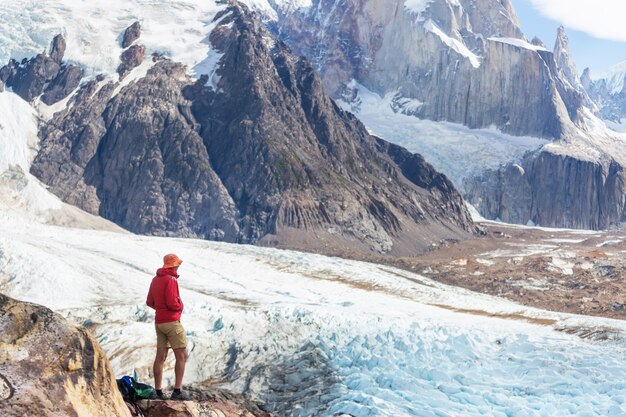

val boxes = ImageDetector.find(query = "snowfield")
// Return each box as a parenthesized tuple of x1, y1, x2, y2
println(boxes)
(1, 86, 626, 415)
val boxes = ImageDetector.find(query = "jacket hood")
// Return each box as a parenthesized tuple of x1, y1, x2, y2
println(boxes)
(156, 267, 179, 278)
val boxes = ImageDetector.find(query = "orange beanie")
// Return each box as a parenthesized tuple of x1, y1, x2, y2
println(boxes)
(163, 253, 183, 269)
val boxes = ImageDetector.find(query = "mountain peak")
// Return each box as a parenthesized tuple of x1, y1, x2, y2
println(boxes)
(553, 25, 582, 91)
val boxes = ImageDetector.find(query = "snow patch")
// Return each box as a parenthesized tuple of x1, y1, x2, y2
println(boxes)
(544, 238, 587, 244)
(489, 37, 548, 52)
(34, 86, 80, 121)
(0, 91, 39, 173)
(239, 0, 312, 21)
(424, 19, 480, 68)
(112, 60, 156, 97)
(549, 257, 574, 275)
(604, 118, 626, 133)
(597, 239, 622, 247)
(404, 0, 434, 17)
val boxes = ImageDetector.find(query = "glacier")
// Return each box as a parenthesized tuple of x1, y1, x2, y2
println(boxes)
(336, 81, 549, 191)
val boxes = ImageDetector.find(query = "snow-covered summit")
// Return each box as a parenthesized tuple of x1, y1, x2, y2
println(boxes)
(554, 26, 584, 92)
(596, 59, 626, 95)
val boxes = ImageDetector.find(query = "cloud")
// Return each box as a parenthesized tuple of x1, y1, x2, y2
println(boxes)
(529, 0, 626, 42)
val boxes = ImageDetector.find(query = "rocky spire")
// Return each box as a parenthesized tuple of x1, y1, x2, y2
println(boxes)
(121, 21, 141, 48)
(49, 34, 66, 63)
(554, 25, 582, 91)
(530, 36, 545, 48)
(580, 67, 592, 91)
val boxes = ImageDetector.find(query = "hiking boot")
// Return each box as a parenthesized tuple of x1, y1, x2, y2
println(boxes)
(149, 390, 166, 400)
(170, 390, 190, 401)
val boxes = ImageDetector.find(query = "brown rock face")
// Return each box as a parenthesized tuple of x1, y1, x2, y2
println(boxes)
(0, 294, 131, 417)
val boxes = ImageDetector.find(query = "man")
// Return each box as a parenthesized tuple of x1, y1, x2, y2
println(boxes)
(146, 253, 188, 400)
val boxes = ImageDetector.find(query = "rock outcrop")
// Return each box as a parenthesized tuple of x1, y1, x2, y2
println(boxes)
(122, 22, 142, 48)
(0, 294, 279, 417)
(24, 3, 477, 256)
(259, 0, 579, 138)
(0, 34, 83, 104)
(118, 22, 146, 78)
(0, 293, 131, 417)
(117, 44, 146, 78)
(136, 389, 275, 417)
(466, 149, 626, 229)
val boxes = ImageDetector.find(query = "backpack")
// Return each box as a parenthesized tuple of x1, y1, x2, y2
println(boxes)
(116, 375, 155, 401)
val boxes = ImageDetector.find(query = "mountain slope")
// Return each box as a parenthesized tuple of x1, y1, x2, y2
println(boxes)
(0, 1, 477, 256)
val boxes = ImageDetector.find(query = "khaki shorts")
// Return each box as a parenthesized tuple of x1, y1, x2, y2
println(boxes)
(155, 320, 187, 350)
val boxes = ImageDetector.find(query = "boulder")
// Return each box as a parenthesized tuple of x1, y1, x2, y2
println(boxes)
(0, 293, 131, 417)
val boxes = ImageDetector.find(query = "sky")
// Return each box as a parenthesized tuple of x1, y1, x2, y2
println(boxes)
(511, 0, 626, 78)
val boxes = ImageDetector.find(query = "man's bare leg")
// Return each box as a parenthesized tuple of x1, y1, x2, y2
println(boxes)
(173, 348, 187, 389)
(153, 347, 168, 390)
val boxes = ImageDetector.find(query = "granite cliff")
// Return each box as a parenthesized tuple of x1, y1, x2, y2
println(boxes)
(262, 0, 580, 138)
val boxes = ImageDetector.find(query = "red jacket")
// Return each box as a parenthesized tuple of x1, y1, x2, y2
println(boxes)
(146, 268, 184, 324)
